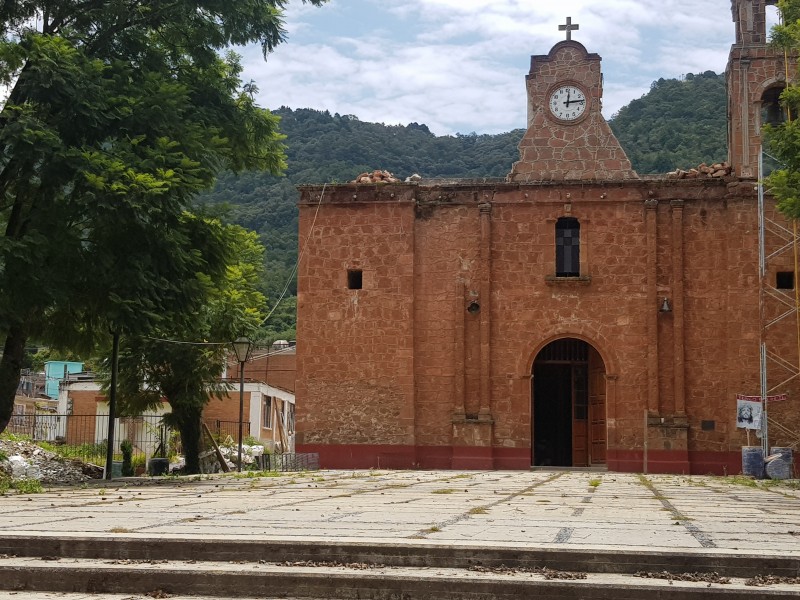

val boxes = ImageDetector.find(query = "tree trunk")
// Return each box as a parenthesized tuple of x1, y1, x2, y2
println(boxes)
(0, 326, 27, 435)
(178, 406, 203, 475)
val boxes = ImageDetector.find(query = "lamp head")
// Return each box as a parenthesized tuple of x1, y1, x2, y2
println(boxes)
(232, 336, 253, 363)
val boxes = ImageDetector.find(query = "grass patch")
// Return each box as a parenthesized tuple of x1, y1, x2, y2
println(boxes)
(724, 475, 758, 488)
(588, 478, 602, 488)
(432, 488, 457, 494)
(425, 526, 441, 533)
(468, 506, 488, 515)
(231, 470, 283, 479)
(12, 478, 43, 494)
(109, 527, 132, 533)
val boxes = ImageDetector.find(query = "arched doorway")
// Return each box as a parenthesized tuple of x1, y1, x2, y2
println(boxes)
(532, 338, 606, 467)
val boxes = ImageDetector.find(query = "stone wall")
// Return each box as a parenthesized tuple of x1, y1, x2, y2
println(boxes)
(508, 41, 637, 182)
(295, 178, 800, 473)
(295, 188, 417, 453)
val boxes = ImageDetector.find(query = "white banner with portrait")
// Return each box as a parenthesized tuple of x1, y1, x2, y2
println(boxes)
(736, 395, 763, 430)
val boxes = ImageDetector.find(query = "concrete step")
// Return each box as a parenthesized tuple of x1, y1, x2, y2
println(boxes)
(1, 535, 798, 579)
(0, 555, 799, 599)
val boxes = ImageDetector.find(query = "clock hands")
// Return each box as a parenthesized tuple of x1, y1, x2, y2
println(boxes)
(563, 90, 586, 109)
(563, 89, 585, 107)
(550, 86, 586, 120)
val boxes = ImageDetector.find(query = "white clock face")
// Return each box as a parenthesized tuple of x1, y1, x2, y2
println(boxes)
(549, 86, 587, 121)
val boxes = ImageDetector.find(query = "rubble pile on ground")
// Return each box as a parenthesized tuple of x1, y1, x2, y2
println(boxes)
(0, 437, 102, 484)
(352, 169, 400, 184)
(666, 162, 733, 179)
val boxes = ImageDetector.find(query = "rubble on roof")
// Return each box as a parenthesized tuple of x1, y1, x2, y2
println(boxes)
(352, 169, 400, 184)
(666, 162, 733, 179)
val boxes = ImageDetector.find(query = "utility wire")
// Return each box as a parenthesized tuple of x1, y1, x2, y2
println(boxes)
(260, 182, 327, 326)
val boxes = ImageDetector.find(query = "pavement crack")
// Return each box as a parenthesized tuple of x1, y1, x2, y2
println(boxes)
(638, 474, 717, 548)
(410, 472, 565, 539)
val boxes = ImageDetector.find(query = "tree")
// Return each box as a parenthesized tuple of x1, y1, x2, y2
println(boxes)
(0, 1, 327, 434)
(609, 72, 727, 174)
(763, 0, 800, 217)
(114, 220, 266, 474)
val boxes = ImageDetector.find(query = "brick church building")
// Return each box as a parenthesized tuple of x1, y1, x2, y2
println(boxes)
(295, 0, 800, 473)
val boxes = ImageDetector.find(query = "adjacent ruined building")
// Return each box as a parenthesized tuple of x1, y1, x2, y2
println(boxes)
(294, 1, 800, 473)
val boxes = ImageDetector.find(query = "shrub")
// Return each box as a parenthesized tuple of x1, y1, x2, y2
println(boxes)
(120, 440, 134, 477)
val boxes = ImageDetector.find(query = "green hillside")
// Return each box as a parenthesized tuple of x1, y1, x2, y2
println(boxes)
(199, 72, 728, 339)
(609, 71, 727, 173)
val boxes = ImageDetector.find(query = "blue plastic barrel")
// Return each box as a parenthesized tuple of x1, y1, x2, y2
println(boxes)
(766, 447, 793, 480)
(741, 446, 764, 478)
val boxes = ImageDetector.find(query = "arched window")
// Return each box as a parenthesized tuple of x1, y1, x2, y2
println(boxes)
(766, 2, 780, 34)
(556, 217, 580, 277)
(762, 86, 786, 127)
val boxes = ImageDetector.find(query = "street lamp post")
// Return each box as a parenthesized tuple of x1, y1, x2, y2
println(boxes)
(231, 336, 253, 472)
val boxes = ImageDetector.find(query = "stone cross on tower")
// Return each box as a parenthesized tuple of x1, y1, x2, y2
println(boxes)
(559, 17, 579, 40)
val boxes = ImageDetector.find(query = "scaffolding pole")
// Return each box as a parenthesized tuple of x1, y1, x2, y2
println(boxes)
(759, 147, 769, 455)
(758, 145, 800, 456)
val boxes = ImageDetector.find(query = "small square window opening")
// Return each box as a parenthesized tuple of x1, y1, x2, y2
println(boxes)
(777, 271, 795, 290)
(348, 269, 363, 290)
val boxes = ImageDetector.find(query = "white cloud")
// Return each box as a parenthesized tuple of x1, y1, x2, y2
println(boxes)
(243, 0, 739, 134)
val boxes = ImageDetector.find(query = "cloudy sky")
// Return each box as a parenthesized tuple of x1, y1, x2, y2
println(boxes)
(238, 0, 780, 136)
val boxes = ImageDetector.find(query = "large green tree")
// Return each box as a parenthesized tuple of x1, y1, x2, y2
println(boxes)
(114, 220, 266, 474)
(0, 1, 326, 434)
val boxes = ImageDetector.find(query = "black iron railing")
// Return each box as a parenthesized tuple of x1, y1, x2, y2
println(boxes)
(6, 413, 171, 468)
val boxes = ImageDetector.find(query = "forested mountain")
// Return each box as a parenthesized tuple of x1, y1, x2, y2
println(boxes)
(199, 111, 525, 339)
(609, 71, 727, 173)
(200, 72, 728, 339)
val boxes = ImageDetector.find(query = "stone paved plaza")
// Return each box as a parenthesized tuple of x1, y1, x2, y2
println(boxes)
(2, 469, 800, 556)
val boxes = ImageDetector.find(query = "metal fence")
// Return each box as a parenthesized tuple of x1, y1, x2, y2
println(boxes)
(260, 452, 320, 472)
(203, 419, 249, 442)
(7, 412, 288, 474)
(7, 413, 171, 467)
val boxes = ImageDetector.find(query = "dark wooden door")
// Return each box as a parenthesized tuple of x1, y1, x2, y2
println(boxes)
(588, 348, 607, 465)
(572, 365, 588, 467)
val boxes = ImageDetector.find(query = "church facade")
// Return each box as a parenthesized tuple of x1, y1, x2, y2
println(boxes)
(294, 0, 800, 474)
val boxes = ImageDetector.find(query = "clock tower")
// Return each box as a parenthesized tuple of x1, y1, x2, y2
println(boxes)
(727, 0, 794, 178)
(508, 22, 637, 182)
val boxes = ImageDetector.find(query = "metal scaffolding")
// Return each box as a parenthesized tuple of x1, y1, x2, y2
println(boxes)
(758, 147, 800, 454)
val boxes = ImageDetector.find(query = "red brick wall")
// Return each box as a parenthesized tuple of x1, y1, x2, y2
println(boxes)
(202, 391, 253, 426)
(296, 190, 417, 447)
(228, 350, 296, 393)
(296, 178, 800, 472)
